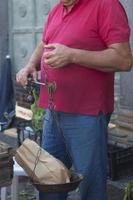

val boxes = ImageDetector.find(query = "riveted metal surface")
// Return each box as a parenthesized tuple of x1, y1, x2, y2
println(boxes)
(9, 0, 58, 72)
(118, 0, 133, 111)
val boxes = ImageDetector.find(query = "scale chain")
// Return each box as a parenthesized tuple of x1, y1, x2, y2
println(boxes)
(31, 66, 57, 181)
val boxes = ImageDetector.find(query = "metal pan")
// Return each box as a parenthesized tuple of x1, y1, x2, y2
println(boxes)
(32, 171, 83, 193)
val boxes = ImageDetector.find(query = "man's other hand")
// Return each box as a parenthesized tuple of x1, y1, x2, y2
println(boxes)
(43, 43, 71, 68)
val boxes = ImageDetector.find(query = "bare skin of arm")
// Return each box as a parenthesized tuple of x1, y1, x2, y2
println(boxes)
(43, 42, 132, 72)
(16, 41, 44, 86)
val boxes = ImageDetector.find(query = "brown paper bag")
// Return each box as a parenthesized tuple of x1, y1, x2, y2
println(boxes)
(15, 138, 70, 184)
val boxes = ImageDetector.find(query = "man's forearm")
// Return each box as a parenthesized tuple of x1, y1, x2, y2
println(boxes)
(26, 41, 44, 70)
(70, 43, 132, 72)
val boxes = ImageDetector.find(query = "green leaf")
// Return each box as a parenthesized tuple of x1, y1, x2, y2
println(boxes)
(30, 89, 45, 131)
(124, 181, 133, 200)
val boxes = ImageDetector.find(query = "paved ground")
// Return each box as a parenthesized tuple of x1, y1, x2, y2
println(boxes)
(0, 128, 131, 200)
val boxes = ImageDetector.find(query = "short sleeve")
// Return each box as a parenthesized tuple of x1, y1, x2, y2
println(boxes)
(98, 0, 130, 46)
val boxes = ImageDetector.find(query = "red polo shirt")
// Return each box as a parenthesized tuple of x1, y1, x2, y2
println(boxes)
(39, 0, 130, 115)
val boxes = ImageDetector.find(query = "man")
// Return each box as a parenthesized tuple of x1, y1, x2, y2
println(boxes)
(16, 0, 132, 199)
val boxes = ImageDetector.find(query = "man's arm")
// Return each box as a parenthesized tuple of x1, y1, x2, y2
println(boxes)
(16, 41, 44, 86)
(44, 42, 132, 72)
(24, 41, 44, 71)
(70, 42, 132, 72)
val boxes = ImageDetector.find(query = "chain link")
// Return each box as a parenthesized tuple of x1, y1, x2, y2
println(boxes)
(31, 65, 57, 181)
(45, 65, 57, 109)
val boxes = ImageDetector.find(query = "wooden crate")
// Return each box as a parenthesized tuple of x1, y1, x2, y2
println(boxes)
(0, 142, 14, 187)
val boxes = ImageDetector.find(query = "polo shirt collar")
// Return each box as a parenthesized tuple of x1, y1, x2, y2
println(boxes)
(61, 0, 83, 13)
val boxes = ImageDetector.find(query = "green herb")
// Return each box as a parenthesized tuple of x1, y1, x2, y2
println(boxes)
(30, 89, 45, 132)
(124, 181, 133, 200)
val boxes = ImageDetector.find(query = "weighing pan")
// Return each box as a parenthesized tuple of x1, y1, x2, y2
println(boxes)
(32, 171, 83, 193)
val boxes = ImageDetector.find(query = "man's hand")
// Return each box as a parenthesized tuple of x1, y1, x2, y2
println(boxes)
(43, 43, 71, 68)
(16, 41, 44, 86)
(16, 66, 37, 87)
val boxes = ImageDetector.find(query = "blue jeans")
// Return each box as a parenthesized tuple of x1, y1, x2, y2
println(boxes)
(40, 109, 110, 200)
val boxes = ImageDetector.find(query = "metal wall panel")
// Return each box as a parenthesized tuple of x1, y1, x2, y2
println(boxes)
(36, 0, 50, 27)
(119, 0, 133, 112)
(12, 0, 34, 29)
(13, 34, 35, 70)
(9, 0, 58, 73)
